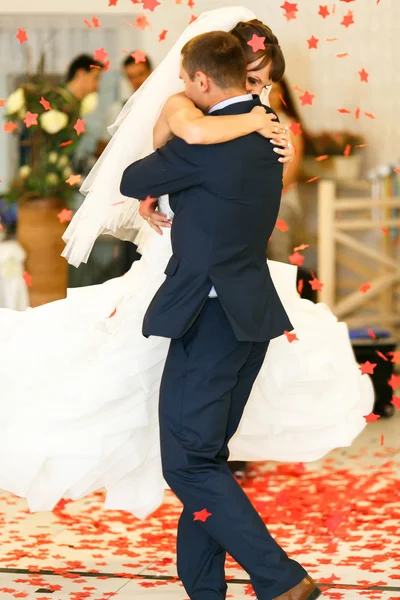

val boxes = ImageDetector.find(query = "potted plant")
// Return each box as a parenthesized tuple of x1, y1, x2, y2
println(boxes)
(302, 130, 366, 181)
(3, 77, 96, 306)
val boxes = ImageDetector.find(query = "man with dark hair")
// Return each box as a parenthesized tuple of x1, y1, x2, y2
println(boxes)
(122, 52, 153, 92)
(66, 54, 103, 101)
(120, 30, 318, 600)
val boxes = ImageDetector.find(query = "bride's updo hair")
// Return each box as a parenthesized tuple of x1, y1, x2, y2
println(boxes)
(231, 19, 285, 82)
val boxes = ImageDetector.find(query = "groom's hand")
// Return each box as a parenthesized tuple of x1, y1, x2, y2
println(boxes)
(139, 196, 172, 236)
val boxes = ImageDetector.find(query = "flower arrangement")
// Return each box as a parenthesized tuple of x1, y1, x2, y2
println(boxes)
(304, 130, 366, 157)
(4, 80, 97, 204)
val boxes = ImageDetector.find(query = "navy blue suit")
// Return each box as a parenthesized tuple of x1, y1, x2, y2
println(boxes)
(121, 96, 307, 600)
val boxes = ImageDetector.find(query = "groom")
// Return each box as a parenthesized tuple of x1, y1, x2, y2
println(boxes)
(120, 31, 321, 600)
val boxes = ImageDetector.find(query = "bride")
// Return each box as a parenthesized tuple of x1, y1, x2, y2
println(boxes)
(0, 7, 373, 520)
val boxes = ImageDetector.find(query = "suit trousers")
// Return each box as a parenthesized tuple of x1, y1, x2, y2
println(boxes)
(159, 298, 307, 600)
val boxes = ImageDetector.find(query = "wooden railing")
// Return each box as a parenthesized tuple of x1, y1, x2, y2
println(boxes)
(317, 180, 400, 335)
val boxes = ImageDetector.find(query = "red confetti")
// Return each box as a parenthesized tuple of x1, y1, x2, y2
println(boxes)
(135, 15, 151, 30)
(336, 53, 349, 59)
(189, 14, 198, 24)
(294, 243, 309, 252)
(299, 91, 315, 106)
(187, 0, 195, 7)
(94, 47, 108, 63)
(57, 209, 73, 224)
(65, 174, 82, 186)
(142, 0, 160, 10)
(108, 0, 118, 5)
(365, 112, 376, 119)
(247, 34, 266, 53)
(108, 308, 117, 318)
(159, 29, 168, 42)
(307, 35, 319, 49)
(275, 220, 289, 232)
(281, 1, 298, 14)
(3, 121, 17, 133)
(92, 16, 101, 28)
(23, 111, 38, 128)
(376, 350, 388, 362)
(388, 373, 400, 390)
(131, 50, 147, 64)
(344, 144, 352, 157)
(297, 279, 304, 295)
(285, 331, 299, 343)
(341, 10, 355, 27)
(40, 96, 51, 110)
(389, 351, 400, 364)
(363, 412, 380, 423)
(391, 396, 400, 409)
(290, 122, 302, 135)
(359, 282, 371, 293)
(359, 68, 369, 83)
(289, 251, 305, 267)
(359, 362, 377, 375)
(316, 155, 329, 161)
(338, 108, 352, 114)
(193, 508, 212, 522)
(368, 328, 377, 339)
(16, 28, 28, 45)
(0, 98, 6, 107)
(74, 118, 86, 136)
(340, 0, 355, 3)
(59, 140, 73, 147)
(309, 277, 324, 291)
(23, 271, 32, 287)
(307, 176, 320, 183)
(380, 434, 384, 446)
(355, 107, 361, 120)
(318, 5, 330, 18)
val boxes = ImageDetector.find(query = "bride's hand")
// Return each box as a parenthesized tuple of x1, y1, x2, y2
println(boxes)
(251, 107, 294, 164)
(139, 196, 172, 236)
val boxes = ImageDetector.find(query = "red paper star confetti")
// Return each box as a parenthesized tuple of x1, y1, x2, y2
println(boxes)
(193, 508, 212, 522)
(338, 108, 351, 114)
(108, 307, 117, 318)
(355, 107, 361, 120)
(368, 328, 377, 339)
(363, 412, 380, 423)
(318, 5, 330, 18)
(388, 373, 400, 390)
(189, 14, 198, 24)
(23, 271, 32, 287)
(316, 154, 329, 161)
(23, 111, 38, 128)
(3, 121, 17, 133)
(307, 35, 319, 49)
(389, 351, 400, 364)
(74, 118, 86, 136)
(344, 143, 352, 156)
(109, 0, 118, 5)
(135, 15, 151, 30)
(340, 0, 355, 3)
(16, 28, 28, 45)
(299, 91, 315, 106)
(359, 361, 377, 375)
(131, 50, 147, 64)
(289, 251, 305, 267)
(391, 396, 400, 409)
(247, 34, 266, 53)
(310, 276, 324, 291)
(285, 330, 299, 343)
(188, 0, 195, 7)
(40, 96, 51, 110)
(359, 282, 371, 293)
(359, 68, 369, 82)
(159, 29, 168, 41)
(65, 174, 82, 186)
(94, 47, 108, 63)
(281, 1, 298, 18)
(365, 112, 376, 119)
(92, 16, 100, 27)
(0, 98, 7, 107)
(142, 0, 160, 11)
(341, 10, 355, 27)
(59, 140, 73, 147)
(294, 243, 309, 252)
(57, 208, 73, 224)
(275, 220, 289, 232)
(290, 122, 302, 136)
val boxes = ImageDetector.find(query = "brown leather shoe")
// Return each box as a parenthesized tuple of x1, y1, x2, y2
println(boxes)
(273, 576, 322, 600)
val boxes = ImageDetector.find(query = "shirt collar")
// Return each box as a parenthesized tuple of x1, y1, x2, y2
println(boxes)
(208, 93, 253, 114)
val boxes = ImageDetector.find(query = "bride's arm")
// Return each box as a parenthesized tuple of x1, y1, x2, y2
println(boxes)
(153, 92, 283, 150)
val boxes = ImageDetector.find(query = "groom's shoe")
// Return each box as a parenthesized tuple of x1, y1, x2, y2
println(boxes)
(273, 577, 322, 600)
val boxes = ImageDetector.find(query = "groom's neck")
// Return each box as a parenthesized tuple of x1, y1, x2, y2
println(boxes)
(206, 88, 248, 113)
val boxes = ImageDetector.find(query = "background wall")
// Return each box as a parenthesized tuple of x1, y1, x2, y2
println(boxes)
(0, 0, 399, 184)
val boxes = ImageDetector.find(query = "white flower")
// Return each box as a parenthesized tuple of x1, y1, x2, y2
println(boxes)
(46, 173, 59, 186)
(40, 110, 68, 134)
(48, 152, 58, 164)
(7, 88, 25, 115)
(19, 165, 31, 178)
(80, 92, 98, 116)
(62, 167, 72, 179)
(58, 155, 69, 168)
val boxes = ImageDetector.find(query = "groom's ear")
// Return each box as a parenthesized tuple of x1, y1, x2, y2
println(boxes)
(195, 71, 210, 93)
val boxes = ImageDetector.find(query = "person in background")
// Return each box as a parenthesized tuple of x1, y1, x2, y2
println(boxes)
(97, 53, 153, 156)
(267, 77, 305, 264)
(96, 53, 153, 275)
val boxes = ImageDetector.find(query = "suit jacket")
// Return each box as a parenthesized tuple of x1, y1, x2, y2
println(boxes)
(120, 95, 293, 342)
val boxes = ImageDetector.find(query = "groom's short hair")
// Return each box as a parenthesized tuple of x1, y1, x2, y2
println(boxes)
(181, 31, 246, 90)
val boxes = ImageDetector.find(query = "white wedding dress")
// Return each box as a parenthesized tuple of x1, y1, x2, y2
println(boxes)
(0, 6, 374, 520)
(0, 196, 373, 519)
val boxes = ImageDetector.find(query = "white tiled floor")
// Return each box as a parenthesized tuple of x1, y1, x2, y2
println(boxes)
(0, 411, 399, 599)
